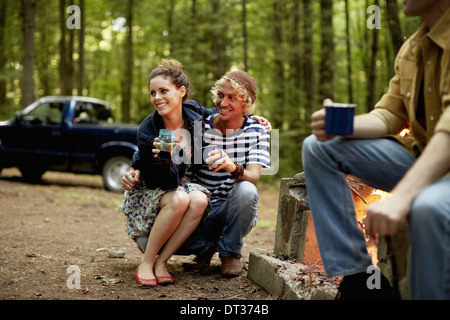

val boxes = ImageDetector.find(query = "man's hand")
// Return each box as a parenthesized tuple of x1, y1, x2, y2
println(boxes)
(311, 98, 335, 142)
(365, 131, 450, 237)
(206, 149, 262, 185)
(122, 167, 140, 191)
(311, 108, 335, 142)
(206, 149, 233, 174)
(365, 194, 410, 237)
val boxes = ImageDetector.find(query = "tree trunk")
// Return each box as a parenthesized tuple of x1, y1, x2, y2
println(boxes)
(67, 23, 74, 94)
(190, 0, 197, 59)
(167, 0, 175, 55)
(78, 0, 85, 95)
(345, 0, 353, 103)
(59, 0, 70, 95)
(21, 0, 36, 107)
(302, 0, 314, 119)
(242, 0, 248, 72)
(211, 0, 226, 80)
(367, 0, 379, 112)
(37, 9, 51, 96)
(0, 0, 7, 106)
(121, 0, 133, 123)
(386, 0, 403, 53)
(289, 0, 301, 127)
(272, 0, 285, 128)
(319, 0, 334, 102)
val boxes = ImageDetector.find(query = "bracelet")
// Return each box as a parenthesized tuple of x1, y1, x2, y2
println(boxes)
(231, 161, 244, 180)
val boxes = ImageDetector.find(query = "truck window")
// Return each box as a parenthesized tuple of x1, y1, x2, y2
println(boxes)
(22, 102, 64, 125)
(74, 102, 114, 124)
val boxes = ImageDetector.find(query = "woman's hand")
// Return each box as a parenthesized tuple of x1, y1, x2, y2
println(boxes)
(152, 137, 161, 158)
(250, 115, 272, 131)
(122, 167, 140, 191)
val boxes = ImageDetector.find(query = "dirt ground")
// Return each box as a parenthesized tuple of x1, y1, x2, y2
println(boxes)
(0, 168, 280, 301)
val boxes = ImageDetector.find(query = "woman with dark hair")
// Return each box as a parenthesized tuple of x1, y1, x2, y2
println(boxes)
(122, 59, 212, 286)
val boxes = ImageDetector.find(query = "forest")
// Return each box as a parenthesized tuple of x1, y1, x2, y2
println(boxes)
(0, 0, 422, 182)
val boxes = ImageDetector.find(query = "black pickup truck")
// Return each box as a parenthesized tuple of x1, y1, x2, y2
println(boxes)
(0, 96, 138, 192)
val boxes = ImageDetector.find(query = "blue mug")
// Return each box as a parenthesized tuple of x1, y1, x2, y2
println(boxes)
(202, 145, 223, 165)
(325, 103, 356, 135)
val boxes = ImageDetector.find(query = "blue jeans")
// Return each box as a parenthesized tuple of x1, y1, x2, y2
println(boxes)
(302, 135, 450, 299)
(137, 181, 259, 258)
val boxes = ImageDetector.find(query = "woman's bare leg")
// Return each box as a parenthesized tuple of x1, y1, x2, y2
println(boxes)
(154, 191, 208, 277)
(137, 190, 190, 280)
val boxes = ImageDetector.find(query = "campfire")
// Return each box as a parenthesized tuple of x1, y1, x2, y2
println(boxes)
(348, 128, 409, 265)
(348, 176, 390, 266)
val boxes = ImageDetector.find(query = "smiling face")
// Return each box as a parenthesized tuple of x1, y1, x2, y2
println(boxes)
(214, 81, 245, 122)
(149, 75, 185, 117)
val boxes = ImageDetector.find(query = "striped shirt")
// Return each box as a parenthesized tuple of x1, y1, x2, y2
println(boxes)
(190, 115, 271, 203)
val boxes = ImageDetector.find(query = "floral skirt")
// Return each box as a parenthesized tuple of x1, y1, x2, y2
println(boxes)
(122, 181, 210, 242)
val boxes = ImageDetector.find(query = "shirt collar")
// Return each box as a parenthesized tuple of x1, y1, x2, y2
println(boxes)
(427, 6, 450, 49)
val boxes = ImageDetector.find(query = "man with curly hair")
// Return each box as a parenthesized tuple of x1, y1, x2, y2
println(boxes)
(178, 70, 271, 277)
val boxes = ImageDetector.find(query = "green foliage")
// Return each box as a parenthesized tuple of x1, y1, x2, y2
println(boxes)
(0, 0, 421, 182)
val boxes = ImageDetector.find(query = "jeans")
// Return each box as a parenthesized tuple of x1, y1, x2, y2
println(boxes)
(410, 175, 450, 299)
(302, 135, 450, 299)
(136, 181, 259, 258)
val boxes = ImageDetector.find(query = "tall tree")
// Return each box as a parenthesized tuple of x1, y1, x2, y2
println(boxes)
(367, 0, 379, 112)
(211, 0, 227, 79)
(21, 0, 36, 107)
(59, 0, 70, 95)
(302, 0, 314, 119)
(35, 1, 53, 96)
(242, 0, 248, 71)
(386, 0, 403, 53)
(319, 0, 334, 102)
(121, 0, 133, 123)
(167, 0, 175, 55)
(0, 0, 7, 106)
(78, 0, 85, 95)
(271, 0, 286, 128)
(67, 19, 74, 93)
(289, 0, 301, 128)
(345, 0, 353, 103)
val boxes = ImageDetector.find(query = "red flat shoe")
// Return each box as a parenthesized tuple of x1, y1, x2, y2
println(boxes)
(156, 275, 174, 285)
(135, 266, 157, 287)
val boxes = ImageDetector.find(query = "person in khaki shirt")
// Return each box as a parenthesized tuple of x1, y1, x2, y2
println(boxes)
(302, 0, 450, 300)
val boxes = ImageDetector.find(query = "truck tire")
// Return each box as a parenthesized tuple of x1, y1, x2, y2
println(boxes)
(20, 166, 46, 183)
(102, 156, 131, 193)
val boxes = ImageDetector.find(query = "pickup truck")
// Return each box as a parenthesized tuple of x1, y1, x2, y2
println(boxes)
(0, 96, 139, 193)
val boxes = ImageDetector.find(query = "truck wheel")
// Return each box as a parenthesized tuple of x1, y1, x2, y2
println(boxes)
(102, 156, 131, 193)
(20, 166, 46, 182)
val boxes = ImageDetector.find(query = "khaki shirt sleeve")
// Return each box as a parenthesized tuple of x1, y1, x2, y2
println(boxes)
(369, 47, 409, 135)
(435, 100, 450, 134)
(435, 49, 450, 135)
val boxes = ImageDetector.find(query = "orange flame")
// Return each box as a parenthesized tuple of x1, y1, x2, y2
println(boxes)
(399, 128, 411, 137)
(370, 189, 390, 200)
